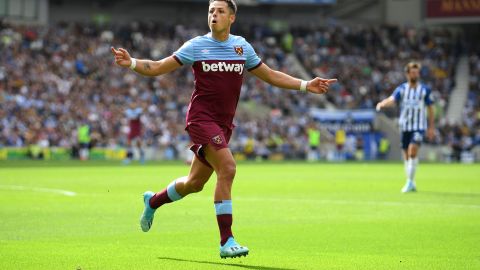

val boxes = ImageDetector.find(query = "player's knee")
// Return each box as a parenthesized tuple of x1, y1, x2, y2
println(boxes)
(218, 162, 236, 182)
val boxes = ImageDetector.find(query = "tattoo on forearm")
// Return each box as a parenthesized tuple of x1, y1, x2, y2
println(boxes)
(144, 62, 151, 70)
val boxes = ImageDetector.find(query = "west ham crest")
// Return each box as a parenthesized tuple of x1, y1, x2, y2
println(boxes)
(234, 46, 243, 56)
(212, 135, 223, 144)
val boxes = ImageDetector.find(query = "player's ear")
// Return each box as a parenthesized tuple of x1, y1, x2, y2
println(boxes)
(230, 14, 236, 24)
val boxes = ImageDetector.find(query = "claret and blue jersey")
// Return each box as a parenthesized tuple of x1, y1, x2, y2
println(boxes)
(125, 107, 142, 120)
(173, 33, 262, 129)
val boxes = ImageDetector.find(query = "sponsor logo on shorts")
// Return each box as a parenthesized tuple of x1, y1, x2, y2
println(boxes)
(212, 135, 223, 145)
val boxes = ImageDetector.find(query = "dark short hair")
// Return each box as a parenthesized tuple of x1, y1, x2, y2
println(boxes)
(404, 61, 421, 73)
(209, 0, 237, 14)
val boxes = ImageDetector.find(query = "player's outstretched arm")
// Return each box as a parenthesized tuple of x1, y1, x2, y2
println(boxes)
(111, 47, 181, 76)
(376, 96, 396, 111)
(250, 63, 337, 94)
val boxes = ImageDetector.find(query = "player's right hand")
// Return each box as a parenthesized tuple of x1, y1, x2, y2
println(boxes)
(376, 102, 383, 112)
(111, 47, 132, 68)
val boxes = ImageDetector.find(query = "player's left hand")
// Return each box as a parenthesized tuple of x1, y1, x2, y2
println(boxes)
(307, 78, 337, 94)
(111, 47, 133, 68)
(427, 127, 435, 141)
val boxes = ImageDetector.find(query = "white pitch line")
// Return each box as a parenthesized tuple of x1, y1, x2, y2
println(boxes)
(193, 196, 480, 209)
(246, 197, 480, 209)
(0, 185, 77, 197)
(286, 197, 479, 209)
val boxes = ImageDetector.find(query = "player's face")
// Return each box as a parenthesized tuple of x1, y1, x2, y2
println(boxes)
(407, 68, 420, 83)
(208, 1, 235, 33)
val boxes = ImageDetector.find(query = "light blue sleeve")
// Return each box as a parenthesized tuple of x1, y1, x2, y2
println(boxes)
(173, 39, 195, 66)
(392, 85, 403, 103)
(244, 41, 261, 71)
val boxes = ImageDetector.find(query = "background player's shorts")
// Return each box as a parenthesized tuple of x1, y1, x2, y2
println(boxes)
(79, 143, 90, 149)
(186, 122, 232, 168)
(128, 130, 142, 141)
(401, 130, 424, 150)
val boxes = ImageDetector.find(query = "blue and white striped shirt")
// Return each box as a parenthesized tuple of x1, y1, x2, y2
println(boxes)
(392, 82, 433, 132)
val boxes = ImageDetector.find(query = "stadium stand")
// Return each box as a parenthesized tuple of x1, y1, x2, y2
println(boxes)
(0, 20, 476, 160)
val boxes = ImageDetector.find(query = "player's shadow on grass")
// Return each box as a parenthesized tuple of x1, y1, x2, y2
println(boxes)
(158, 256, 297, 270)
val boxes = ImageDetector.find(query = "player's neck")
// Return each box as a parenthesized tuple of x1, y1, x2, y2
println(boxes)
(408, 81, 418, 88)
(211, 30, 230, 42)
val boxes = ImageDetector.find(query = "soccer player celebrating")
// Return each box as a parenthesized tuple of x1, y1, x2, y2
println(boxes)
(124, 101, 145, 164)
(111, 0, 336, 258)
(376, 62, 435, 193)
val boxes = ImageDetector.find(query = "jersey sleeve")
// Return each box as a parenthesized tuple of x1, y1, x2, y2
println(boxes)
(173, 39, 195, 66)
(424, 87, 434, 105)
(391, 85, 403, 103)
(244, 41, 262, 71)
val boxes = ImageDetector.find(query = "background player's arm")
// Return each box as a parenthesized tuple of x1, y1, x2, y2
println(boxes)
(376, 96, 396, 111)
(250, 63, 336, 94)
(111, 47, 181, 76)
(427, 105, 435, 140)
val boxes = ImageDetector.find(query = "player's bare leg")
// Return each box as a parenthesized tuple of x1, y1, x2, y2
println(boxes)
(136, 139, 145, 164)
(203, 146, 235, 201)
(175, 156, 214, 196)
(123, 139, 133, 165)
(140, 156, 213, 232)
(204, 145, 249, 258)
(402, 144, 419, 193)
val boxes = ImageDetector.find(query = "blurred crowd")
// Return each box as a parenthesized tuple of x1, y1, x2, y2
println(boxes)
(292, 25, 460, 111)
(0, 20, 478, 160)
(436, 53, 480, 161)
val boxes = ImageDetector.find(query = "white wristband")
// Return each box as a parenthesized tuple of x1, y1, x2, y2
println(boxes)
(129, 58, 137, 70)
(300, 80, 308, 92)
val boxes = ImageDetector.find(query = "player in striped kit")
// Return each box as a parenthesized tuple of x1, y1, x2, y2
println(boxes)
(376, 62, 435, 193)
(112, 0, 336, 258)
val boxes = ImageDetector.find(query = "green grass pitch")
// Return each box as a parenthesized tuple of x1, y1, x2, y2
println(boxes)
(0, 161, 479, 269)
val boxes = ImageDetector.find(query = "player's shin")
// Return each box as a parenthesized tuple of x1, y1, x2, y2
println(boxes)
(408, 158, 418, 183)
(139, 148, 145, 163)
(149, 176, 186, 209)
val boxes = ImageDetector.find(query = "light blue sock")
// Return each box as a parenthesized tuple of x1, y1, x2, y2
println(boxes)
(214, 200, 232, 215)
(166, 177, 186, 201)
(215, 200, 234, 246)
